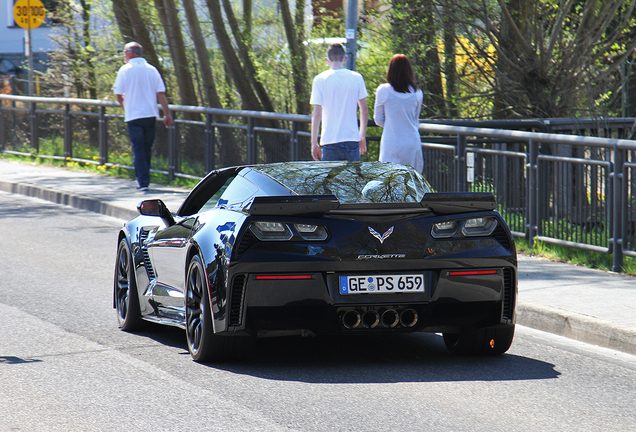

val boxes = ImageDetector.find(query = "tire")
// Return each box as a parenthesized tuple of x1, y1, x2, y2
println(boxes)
(114, 238, 143, 331)
(443, 325, 515, 356)
(185, 254, 253, 363)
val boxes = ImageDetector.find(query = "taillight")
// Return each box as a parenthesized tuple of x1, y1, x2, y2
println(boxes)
(250, 221, 293, 241)
(249, 222, 329, 241)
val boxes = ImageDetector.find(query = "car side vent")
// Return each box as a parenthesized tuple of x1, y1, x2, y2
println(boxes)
(139, 230, 156, 280)
(237, 229, 258, 255)
(502, 268, 514, 322)
(229, 275, 247, 326)
(492, 225, 512, 250)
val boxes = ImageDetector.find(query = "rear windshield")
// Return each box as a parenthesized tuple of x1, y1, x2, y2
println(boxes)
(254, 161, 432, 204)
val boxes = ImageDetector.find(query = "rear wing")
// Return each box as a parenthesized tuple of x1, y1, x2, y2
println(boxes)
(247, 195, 340, 217)
(420, 192, 496, 215)
(247, 192, 496, 217)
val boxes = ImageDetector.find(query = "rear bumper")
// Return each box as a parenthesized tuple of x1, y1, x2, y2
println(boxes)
(223, 266, 516, 336)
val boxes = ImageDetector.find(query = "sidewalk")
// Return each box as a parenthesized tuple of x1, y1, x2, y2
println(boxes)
(1, 160, 635, 355)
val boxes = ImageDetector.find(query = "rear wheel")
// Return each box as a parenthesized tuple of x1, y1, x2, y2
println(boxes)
(185, 254, 252, 362)
(443, 325, 515, 355)
(114, 238, 142, 331)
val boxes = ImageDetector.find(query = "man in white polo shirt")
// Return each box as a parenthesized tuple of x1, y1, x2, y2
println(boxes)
(310, 43, 368, 161)
(114, 42, 173, 191)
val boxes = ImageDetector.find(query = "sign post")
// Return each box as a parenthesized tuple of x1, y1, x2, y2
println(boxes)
(345, 0, 358, 71)
(13, 0, 47, 96)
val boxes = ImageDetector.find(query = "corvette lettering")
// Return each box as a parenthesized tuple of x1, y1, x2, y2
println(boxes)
(357, 254, 406, 259)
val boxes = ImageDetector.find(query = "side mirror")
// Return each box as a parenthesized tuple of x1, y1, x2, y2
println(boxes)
(138, 199, 175, 226)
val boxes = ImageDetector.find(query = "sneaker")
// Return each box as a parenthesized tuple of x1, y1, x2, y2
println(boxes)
(137, 186, 149, 191)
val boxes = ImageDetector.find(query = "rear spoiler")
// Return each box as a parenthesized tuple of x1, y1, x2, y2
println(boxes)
(247, 195, 340, 216)
(247, 192, 496, 217)
(420, 192, 496, 215)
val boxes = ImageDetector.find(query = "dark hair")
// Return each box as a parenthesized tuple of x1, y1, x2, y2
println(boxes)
(327, 43, 346, 62)
(386, 54, 417, 93)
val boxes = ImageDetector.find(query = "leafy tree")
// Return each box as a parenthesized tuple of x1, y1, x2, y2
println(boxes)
(440, 0, 636, 118)
(390, 0, 447, 118)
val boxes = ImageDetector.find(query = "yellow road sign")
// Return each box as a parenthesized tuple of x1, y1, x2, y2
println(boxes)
(13, 0, 47, 30)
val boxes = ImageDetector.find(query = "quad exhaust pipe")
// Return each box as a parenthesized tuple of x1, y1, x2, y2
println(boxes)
(341, 308, 418, 330)
(381, 309, 399, 328)
(399, 308, 418, 328)
(361, 310, 380, 328)
(342, 310, 361, 329)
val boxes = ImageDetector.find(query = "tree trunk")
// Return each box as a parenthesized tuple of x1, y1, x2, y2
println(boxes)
(443, 8, 458, 118)
(182, 0, 222, 109)
(243, 0, 252, 45)
(182, 0, 241, 169)
(279, 0, 310, 115)
(154, 0, 198, 108)
(110, 0, 166, 85)
(205, 0, 263, 112)
(221, 0, 276, 114)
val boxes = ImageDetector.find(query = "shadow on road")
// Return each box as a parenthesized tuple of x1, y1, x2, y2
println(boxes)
(139, 326, 560, 384)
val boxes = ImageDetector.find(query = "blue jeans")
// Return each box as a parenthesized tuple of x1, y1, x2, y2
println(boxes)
(127, 117, 156, 188)
(321, 141, 361, 162)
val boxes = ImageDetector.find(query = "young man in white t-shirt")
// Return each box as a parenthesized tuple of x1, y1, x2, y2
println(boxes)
(310, 43, 368, 161)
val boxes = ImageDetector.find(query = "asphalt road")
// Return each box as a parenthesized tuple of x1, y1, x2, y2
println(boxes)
(1, 192, 636, 432)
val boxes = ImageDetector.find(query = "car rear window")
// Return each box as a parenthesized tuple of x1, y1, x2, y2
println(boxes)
(254, 161, 432, 204)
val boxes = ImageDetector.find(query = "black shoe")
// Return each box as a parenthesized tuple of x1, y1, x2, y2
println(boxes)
(137, 186, 149, 191)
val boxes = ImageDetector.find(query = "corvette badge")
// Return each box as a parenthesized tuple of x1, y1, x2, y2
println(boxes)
(368, 226, 394, 244)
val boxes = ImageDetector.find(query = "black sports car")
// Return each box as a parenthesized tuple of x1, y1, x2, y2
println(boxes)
(114, 161, 516, 362)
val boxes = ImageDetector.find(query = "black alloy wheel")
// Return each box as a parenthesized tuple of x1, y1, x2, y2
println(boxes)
(185, 254, 252, 363)
(185, 254, 219, 362)
(114, 238, 142, 331)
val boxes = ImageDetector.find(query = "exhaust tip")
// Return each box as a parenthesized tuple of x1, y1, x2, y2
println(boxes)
(361, 310, 380, 328)
(342, 310, 361, 329)
(381, 309, 399, 328)
(400, 309, 418, 328)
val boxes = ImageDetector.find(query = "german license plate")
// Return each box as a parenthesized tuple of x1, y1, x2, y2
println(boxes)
(340, 274, 425, 294)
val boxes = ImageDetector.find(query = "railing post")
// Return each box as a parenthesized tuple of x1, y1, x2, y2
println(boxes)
(204, 113, 215, 174)
(247, 116, 256, 164)
(168, 115, 177, 182)
(99, 105, 107, 165)
(64, 103, 72, 161)
(290, 120, 299, 161)
(456, 134, 467, 192)
(0, 101, 5, 152)
(30, 101, 38, 154)
(612, 146, 625, 272)
(527, 139, 538, 247)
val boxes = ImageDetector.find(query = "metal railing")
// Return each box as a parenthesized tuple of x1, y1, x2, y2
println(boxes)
(418, 123, 636, 271)
(2, 94, 636, 271)
(0, 94, 314, 180)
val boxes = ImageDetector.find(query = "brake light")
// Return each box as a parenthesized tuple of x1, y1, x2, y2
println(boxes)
(448, 270, 498, 276)
(255, 275, 312, 280)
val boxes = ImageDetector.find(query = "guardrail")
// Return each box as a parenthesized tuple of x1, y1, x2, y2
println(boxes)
(0, 94, 314, 180)
(2, 94, 636, 271)
(418, 123, 636, 271)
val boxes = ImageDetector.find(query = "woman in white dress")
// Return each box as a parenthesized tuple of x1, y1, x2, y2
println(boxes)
(374, 54, 424, 172)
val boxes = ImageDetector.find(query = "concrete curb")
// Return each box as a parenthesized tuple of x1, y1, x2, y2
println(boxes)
(517, 300, 636, 355)
(0, 179, 138, 221)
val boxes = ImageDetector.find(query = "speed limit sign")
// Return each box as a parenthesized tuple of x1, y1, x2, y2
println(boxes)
(13, 0, 47, 30)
